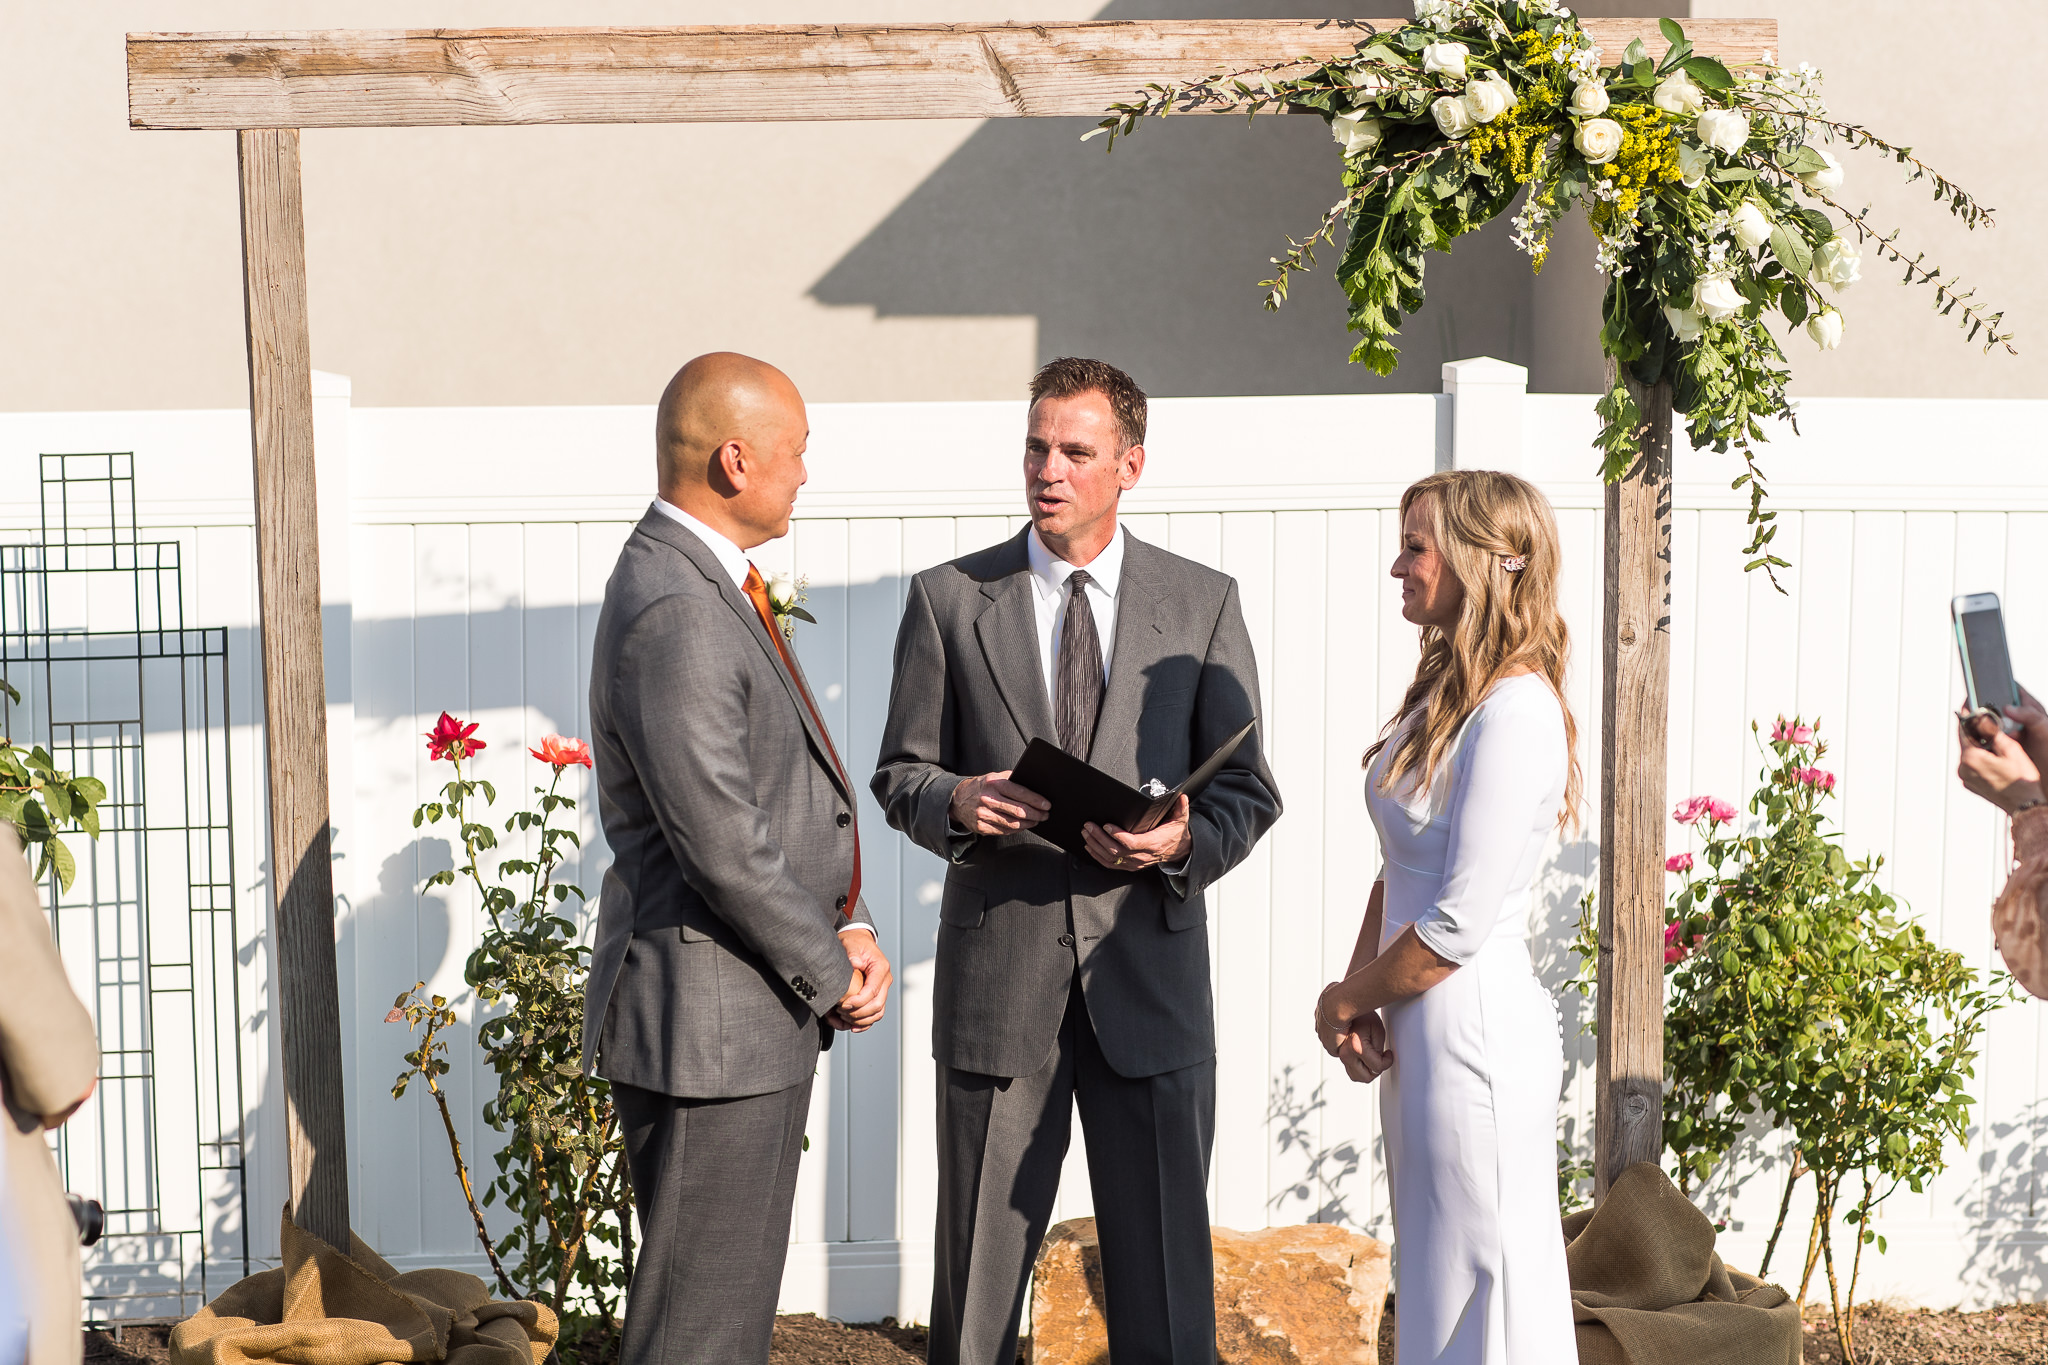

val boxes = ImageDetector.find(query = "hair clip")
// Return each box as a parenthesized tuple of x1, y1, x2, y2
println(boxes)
(1500, 554, 1528, 573)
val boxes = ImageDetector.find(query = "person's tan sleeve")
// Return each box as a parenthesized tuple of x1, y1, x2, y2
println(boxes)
(1994, 806, 2048, 1002)
(0, 823, 98, 1122)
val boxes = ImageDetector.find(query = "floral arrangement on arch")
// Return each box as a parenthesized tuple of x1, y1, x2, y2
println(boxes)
(1093, 0, 2013, 575)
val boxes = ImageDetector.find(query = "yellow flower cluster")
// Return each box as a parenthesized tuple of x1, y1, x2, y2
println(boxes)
(1588, 104, 1683, 227)
(1465, 29, 1567, 185)
(1467, 103, 1551, 185)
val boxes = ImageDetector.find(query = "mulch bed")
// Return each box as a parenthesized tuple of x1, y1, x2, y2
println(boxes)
(90, 1299, 2048, 1364)
(1799, 1300, 2048, 1364)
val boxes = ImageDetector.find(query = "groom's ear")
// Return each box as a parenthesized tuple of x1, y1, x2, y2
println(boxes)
(709, 439, 748, 496)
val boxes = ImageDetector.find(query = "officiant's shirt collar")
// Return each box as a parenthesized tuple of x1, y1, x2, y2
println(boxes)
(652, 497, 751, 590)
(1027, 524, 1125, 600)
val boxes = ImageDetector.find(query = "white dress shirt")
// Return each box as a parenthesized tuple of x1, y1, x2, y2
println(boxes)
(1026, 524, 1123, 706)
(651, 497, 751, 589)
(649, 499, 872, 938)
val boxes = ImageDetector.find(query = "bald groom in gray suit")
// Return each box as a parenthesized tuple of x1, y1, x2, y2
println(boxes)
(583, 353, 893, 1364)
(874, 358, 1281, 1365)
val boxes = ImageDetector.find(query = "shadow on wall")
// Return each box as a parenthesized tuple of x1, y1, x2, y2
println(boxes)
(1965, 1110, 2048, 1304)
(811, 0, 1644, 397)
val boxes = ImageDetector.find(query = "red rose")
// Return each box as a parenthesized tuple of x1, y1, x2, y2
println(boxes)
(426, 712, 485, 762)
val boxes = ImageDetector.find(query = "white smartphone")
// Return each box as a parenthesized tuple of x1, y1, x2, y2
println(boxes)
(1953, 592, 2021, 740)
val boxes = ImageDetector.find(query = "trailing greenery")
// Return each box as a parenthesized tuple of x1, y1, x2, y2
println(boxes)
(391, 718, 633, 1343)
(0, 677, 106, 890)
(1573, 717, 2011, 1365)
(1092, 0, 2011, 581)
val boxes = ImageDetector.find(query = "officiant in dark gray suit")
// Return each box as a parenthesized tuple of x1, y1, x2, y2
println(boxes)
(583, 353, 892, 1364)
(874, 357, 1281, 1365)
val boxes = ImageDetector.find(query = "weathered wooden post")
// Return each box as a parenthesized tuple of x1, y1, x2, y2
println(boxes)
(1594, 364, 1674, 1199)
(238, 127, 350, 1249)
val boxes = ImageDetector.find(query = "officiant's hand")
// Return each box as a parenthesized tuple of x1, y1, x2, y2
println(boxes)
(1084, 795, 1192, 873)
(950, 771, 1050, 835)
(1337, 1013, 1392, 1085)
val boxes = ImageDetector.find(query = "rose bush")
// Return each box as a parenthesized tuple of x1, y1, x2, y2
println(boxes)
(1575, 717, 2011, 1365)
(392, 715, 633, 1352)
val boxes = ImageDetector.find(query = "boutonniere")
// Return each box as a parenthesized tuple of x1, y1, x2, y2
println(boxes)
(765, 571, 816, 641)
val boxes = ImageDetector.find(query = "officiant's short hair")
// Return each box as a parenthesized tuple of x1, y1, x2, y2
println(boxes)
(1029, 357, 1147, 454)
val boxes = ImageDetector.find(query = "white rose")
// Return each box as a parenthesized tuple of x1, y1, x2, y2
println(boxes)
(1814, 235, 1861, 290)
(1693, 274, 1745, 321)
(1663, 305, 1705, 343)
(1800, 147, 1845, 191)
(1569, 80, 1609, 117)
(1421, 41, 1470, 80)
(766, 571, 796, 605)
(1462, 73, 1514, 124)
(1652, 73, 1704, 115)
(1331, 110, 1386, 157)
(1695, 108, 1751, 155)
(1806, 308, 1844, 350)
(1574, 117, 1624, 163)
(1433, 94, 1476, 139)
(1730, 200, 1772, 250)
(1675, 142, 1710, 188)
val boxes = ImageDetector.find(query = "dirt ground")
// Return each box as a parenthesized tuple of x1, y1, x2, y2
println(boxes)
(87, 1299, 2048, 1364)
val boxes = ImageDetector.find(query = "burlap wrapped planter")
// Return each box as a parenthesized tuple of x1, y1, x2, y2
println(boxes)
(171, 1211, 557, 1365)
(1566, 1163, 1802, 1365)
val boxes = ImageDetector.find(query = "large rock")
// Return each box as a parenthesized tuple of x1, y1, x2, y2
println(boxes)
(1030, 1218, 1390, 1364)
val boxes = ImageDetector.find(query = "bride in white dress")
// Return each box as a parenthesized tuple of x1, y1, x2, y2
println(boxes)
(1315, 470, 1579, 1364)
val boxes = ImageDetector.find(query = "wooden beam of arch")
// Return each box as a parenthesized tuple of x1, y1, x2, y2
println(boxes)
(128, 19, 1776, 130)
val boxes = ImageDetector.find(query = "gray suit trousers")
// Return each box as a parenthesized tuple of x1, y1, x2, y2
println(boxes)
(615, 1076, 814, 1365)
(931, 981, 1217, 1365)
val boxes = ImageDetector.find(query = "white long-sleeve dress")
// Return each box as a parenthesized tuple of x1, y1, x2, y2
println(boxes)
(1364, 673, 1576, 1365)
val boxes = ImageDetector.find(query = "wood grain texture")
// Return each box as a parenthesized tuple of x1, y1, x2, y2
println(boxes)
(239, 127, 351, 1250)
(129, 19, 1777, 129)
(1594, 366, 1673, 1203)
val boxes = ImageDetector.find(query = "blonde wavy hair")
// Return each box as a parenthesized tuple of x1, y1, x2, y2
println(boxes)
(1363, 470, 1581, 829)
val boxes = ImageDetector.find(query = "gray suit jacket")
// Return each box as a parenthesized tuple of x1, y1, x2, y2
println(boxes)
(582, 509, 873, 1098)
(874, 528, 1280, 1080)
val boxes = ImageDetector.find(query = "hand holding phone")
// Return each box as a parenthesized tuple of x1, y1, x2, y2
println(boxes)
(1954, 593, 2022, 747)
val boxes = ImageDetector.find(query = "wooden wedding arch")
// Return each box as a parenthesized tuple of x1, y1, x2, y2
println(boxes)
(126, 15, 1776, 1249)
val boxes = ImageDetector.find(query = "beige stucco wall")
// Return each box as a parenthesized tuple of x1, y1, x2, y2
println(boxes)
(3, 0, 2038, 410)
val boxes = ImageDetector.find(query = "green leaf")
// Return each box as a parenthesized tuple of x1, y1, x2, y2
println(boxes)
(1682, 56, 1734, 91)
(48, 837, 76, 893)
(1658, 17, 1687, 46)
(790, 607, 818, 625)
(1778, 144, 1830, 177)
(0, 676, 18, 705)
(1770, 225, 1813, 280)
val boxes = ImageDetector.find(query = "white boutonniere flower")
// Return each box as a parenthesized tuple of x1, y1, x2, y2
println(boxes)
(765, 572, 817, 640)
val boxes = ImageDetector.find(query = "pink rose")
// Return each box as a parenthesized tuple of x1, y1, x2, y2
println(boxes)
(530, 734, 594, 769)
(1664, 921, 1705, 965)
(1771, 718, 1815, 745)
(1795, 767, 1837, 791)
(1666, 852, 1694, 873)
(1677, 795, 1738, 826)
(1706, 798, 1737, 824)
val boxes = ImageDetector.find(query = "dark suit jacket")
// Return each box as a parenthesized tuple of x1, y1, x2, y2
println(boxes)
(873, 527, 1280, 1079)
(581, 509, 873, 1098)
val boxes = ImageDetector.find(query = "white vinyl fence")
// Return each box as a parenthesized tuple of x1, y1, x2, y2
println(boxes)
(4, 366, 2045, 1319)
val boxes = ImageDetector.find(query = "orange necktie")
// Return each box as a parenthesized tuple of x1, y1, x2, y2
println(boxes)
(743, 566, 861, 919)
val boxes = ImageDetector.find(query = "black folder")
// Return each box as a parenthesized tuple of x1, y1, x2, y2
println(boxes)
(1009, 719, 1258, 859)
